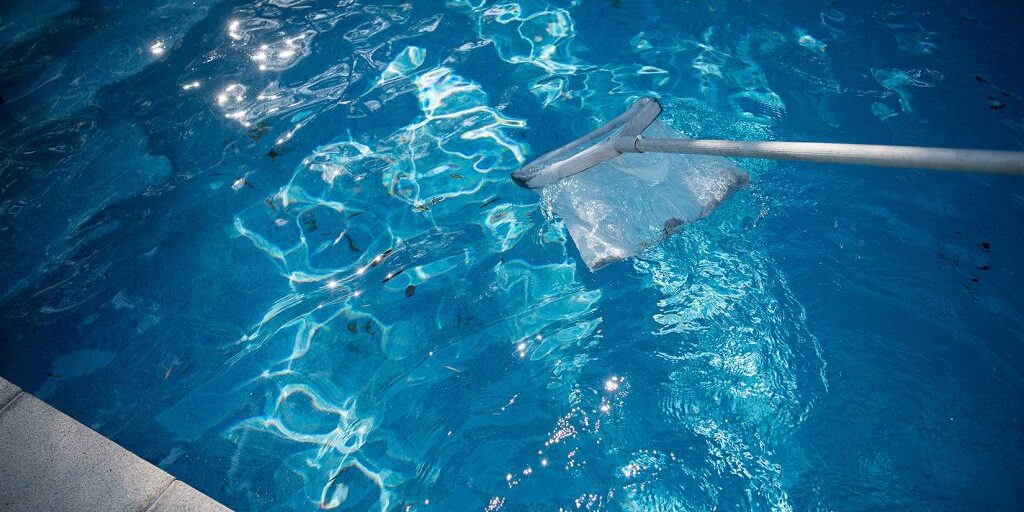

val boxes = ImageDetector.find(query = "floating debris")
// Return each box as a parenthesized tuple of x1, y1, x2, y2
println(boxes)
(371, 248, 394, 267)
(980, 241, 991, 252)
(264, 197, 276, 211)
(479, 196, 500, 209)
(450, 173, 464, 179)
(327, 466, 351, 484)
(267, 145, 290, 161)
(247, 122, 270, 140)
(413, 197, 442, 212)
(162, 357, 196, 380)
(797, 33, 827, 52)
(976, 76, 1020, 106)
(343, 233, 361, 253)
(405, 284, 416, 297)
(979, 265, 991, 271)
(231, 177, 254, 191)
(346, 321, 358, 333)
(631, 32, 652, 51)
(382, 268, 404, 283)
(301, 213, 318, 232)
(444, 365, 461, 373)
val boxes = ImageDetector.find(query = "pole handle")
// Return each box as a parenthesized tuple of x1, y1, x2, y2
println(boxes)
(632, 138, 1024, 175)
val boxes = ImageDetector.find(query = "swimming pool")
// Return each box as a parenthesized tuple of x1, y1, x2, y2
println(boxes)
(1, 0, 1023, 509)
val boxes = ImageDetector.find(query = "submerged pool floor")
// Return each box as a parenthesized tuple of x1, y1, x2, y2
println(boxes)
(1, 0, 1023, 510)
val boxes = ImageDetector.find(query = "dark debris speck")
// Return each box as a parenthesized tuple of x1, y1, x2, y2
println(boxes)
(343, 233, 361, 253)
(382, 268, 404, 283)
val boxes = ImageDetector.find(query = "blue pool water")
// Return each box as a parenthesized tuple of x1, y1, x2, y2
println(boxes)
(2, 0, 1023, 510)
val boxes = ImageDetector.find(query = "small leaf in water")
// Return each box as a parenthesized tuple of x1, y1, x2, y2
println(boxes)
(405, 285, 415, 297)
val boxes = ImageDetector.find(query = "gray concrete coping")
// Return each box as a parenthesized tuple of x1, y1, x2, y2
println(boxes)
(0, 376, 231, 512)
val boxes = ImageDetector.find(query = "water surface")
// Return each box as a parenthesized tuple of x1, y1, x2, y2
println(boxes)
(1, 0, 1023, 510)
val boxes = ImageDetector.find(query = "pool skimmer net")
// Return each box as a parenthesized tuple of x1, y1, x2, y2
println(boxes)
(513, 97, 1024, 270)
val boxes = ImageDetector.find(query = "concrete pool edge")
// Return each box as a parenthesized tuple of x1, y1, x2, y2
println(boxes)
(0, 376, 231, 512)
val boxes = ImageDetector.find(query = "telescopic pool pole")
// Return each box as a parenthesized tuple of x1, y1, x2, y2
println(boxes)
(512, 97, 1024, 190)
(622, 138, 1024, 175)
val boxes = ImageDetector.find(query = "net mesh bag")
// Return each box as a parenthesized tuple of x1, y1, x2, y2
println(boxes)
(536, 120, 748, 269)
